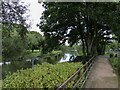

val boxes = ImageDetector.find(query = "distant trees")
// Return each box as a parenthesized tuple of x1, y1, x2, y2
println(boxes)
(38, 2, 120, 56)
(26, 31, 43, 52)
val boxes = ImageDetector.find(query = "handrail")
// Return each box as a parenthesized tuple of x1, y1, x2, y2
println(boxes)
(80, 57, 95, 88)
(56, 56, 96, 90)
(56, 66, 82, 89)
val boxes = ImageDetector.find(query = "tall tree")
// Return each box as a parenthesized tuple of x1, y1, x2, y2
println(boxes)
(1, 0, 30, 61)
(38, 2, 119, 56)
(1, 0, 30, 39)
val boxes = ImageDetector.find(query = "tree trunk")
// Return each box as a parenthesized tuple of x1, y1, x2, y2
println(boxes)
(81, 38, 86, 56)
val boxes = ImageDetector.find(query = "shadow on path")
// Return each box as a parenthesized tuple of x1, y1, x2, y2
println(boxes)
(84, 55, 118, 88)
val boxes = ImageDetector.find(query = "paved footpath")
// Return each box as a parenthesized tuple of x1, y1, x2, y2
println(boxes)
(84, 55, 119, 88)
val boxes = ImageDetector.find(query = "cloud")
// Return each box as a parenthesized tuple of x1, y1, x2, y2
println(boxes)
(21, 0, 44, 35)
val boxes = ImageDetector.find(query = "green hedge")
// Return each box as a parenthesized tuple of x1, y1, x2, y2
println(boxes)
(109, 57, 120, 75)
(3, 62, 83, 88)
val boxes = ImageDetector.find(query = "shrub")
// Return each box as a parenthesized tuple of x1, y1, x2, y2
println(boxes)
(2, 60, 32, 79)
(118, 57, 120, 75)
(3, 62, 83, 88)
(109, 56, 120, 75)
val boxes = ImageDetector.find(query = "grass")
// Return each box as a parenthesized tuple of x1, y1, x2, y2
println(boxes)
(24, 50, 41, 59)
(51, 50, 62, 54)
(24, 50, 62, 59)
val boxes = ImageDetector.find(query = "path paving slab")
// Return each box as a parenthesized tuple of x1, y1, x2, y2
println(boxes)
(83, 55, 119, 88)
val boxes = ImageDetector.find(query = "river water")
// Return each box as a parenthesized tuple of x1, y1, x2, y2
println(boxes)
(59, 53, 76, 62)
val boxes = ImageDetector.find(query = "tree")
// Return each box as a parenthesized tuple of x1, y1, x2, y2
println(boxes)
(38, 2, 118, 56)
(109, 2, 120, 43)
(1, 0, 30, 61)
(26, 31, 43, 52)
(1, 1, 30, 39)
(2, 30, 25, 61)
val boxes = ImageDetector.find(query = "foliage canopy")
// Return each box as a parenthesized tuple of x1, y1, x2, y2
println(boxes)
(38, 2, 120, 55)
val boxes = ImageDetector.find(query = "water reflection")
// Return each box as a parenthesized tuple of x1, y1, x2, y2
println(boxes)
(59, 53, 76, 62)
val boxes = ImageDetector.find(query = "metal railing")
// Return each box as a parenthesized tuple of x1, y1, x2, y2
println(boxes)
(56, 56, 96, 90)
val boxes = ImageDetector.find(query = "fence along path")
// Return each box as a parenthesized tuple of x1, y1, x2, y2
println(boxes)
(83, 55, 118, 88)
(56, 56, 96, 89)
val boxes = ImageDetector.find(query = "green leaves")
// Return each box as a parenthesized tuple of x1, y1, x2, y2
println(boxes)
(26, 31, 43, 51)
(109, 54, 120, 75)
(2, 1, 30, 61)
(3, 62, 83, 88)
(2, 30, 25, 61)
(38, 2, 120, 56)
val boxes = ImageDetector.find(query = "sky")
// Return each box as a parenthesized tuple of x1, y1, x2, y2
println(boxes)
(20, 0, 69, 45)
(21, 0, 44, 35)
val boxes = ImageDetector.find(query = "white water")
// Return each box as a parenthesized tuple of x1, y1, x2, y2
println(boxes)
(0, 62, 11, 66)
(59, 53, 76, 62)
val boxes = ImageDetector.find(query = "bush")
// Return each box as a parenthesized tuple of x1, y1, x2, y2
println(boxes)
(118, 57, 120, 75)
(3, 62, 83, 88)
(2, 60, 32, 79)
(109, 56, 120, 75)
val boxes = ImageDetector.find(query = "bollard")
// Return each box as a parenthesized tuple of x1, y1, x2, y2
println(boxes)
(31, 58, 36, 70)
(115, 54, 117, 57)
(109, 54, 113, 58)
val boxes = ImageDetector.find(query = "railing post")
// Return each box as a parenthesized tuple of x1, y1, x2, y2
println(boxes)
(77, 68, 80, 80)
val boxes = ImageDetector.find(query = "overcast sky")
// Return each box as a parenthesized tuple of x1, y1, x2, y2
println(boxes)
(22, 0, 44, 34)
(21, 0, 119, 35)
